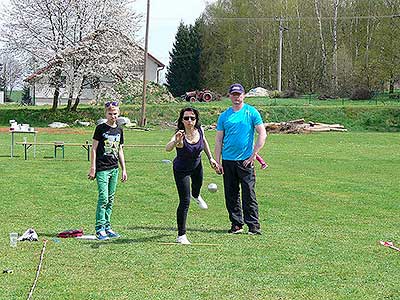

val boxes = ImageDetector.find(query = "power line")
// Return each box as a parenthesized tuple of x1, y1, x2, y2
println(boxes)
(140, 14, 400, 23)
(213, 14, 400, 21)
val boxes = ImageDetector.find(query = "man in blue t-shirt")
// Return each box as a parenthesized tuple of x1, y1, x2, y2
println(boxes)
(214, 83, 267, 235)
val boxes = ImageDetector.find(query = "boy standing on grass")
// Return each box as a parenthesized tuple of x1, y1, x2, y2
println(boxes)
(88, 101, 127, 241)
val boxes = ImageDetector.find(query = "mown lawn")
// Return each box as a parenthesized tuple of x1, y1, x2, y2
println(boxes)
(0, 129, 399, 300)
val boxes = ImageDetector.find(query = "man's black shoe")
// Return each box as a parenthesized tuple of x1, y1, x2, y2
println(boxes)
(228, 225, 243, 234)
(248, 227, 262, 235)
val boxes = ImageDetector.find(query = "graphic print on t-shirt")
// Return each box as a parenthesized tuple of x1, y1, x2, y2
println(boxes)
(102, 132, 121, 158)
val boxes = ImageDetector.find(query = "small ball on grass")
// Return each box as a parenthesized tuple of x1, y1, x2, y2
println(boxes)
(208, 183, 218, 193)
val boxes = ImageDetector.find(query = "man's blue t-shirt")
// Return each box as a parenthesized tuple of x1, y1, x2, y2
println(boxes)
(216, 103, 263, 161)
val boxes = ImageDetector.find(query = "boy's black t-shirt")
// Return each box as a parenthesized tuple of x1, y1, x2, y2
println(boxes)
(93, 123, 124, 172)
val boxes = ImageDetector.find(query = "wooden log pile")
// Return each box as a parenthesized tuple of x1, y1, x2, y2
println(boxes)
(264, 119, 347, 133)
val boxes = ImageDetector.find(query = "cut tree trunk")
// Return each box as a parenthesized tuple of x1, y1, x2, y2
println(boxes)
(264, 119, 347, 133)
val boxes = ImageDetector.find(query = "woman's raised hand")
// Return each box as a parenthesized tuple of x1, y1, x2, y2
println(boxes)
(174, 130, 185, 147)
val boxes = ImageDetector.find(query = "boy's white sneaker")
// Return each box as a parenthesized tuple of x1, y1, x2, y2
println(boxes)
(176, 234, 191, 245)
(192, 195, 208, 209)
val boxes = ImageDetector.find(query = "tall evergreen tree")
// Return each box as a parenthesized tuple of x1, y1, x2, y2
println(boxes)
(188, 19, 203, 91)
(166, 21, 202, 97)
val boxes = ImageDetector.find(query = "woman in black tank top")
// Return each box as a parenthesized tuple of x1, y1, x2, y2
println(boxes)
(166, 107, 217, 244)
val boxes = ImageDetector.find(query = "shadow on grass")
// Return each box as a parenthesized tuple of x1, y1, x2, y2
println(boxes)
(38, 231, 64, 238)
(36, 231, 172, 248)
(124, 225, 227, 234)
(38, 225, 228, 240)
(88, 234, 168, 249)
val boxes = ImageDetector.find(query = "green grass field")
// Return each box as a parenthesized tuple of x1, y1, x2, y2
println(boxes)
(1, 129, 399, 300)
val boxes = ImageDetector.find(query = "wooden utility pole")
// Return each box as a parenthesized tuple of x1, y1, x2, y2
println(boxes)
(332, 0, 339, 95)
(140, 0, 150, 127)
(277, 17, 287, 92)
(0, 63, 4, 104)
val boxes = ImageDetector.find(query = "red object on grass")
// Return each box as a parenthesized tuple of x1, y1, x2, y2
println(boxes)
(57, 229, 84, 238)
(379, 240, 400, 252)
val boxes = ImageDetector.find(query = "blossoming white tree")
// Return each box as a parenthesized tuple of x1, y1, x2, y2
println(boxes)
(59, 28, 144, 110)
(1, 0, 142, 110)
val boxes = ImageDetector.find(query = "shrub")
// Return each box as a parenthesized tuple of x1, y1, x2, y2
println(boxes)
(350, 87, 373, 100)
(388, 94, 400, 100)
(281, 89, 300, 98)
(318, 93, 336, 100)
(270, 90, 282, 98)
(20, 85, 32, 105)
(113, 80, 177, 104)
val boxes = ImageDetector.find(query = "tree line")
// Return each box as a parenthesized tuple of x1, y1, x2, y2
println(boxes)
(167, 0, 400, 97)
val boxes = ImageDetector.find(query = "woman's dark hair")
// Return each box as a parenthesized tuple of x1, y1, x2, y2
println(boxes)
(176, 107, 201, 132)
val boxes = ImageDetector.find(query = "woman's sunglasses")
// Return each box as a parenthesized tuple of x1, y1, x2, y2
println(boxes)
(183, 116, 196, 121)
(105, 101, 119, 107)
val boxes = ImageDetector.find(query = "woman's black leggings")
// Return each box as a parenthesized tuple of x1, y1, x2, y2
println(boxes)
(173, 162, 203, 236)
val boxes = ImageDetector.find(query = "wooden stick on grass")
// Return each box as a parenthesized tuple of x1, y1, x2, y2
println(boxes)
(27, 239, 48, 300)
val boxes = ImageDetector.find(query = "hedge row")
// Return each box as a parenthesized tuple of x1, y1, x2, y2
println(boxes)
(0, 104, 399, 132)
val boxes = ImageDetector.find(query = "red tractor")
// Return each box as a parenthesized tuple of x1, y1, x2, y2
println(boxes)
(183, 90, 220, 102)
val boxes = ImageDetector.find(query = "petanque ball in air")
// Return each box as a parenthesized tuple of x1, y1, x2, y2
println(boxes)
(207, 183, 218, 193)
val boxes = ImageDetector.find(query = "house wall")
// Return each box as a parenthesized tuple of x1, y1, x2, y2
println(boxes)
(146, 59, 159, 82)
(30, 74, 115, 105)
(31, 85, 97, 106)
(28, 56, 163, 105)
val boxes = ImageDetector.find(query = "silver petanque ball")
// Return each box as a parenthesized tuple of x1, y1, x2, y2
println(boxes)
(207, 183, 218, 193)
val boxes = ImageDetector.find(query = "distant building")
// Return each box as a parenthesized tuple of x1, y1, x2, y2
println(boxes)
(24, 30, 165, 105)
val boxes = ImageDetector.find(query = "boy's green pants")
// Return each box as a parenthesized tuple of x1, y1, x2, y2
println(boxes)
(95, 168, 119, 232)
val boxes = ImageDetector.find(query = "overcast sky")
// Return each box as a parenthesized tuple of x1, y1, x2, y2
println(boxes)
(0, 0, 214, 69)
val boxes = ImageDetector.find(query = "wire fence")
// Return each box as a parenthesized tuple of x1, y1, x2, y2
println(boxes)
(242, 91, 400, 107)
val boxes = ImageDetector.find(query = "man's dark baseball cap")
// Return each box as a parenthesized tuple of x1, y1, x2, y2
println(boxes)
(228, 83, 245, 94)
